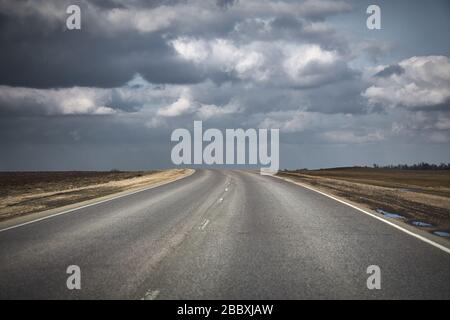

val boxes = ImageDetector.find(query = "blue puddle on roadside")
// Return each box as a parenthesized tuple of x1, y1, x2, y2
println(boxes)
(376, 209, 450, 239)
(376, 209, 405, 219)
(433, 231, 450, 238)
(411, 221, 434, 227)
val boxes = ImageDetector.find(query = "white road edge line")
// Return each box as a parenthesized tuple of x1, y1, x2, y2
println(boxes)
(273, 175, 450, 255)
(0, 170, 195, 233)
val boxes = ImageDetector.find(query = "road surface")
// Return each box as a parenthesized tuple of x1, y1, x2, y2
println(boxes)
(0, 169, 449, 299)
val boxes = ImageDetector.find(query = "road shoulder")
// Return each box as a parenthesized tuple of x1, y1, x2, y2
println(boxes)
(272, 174, 450, 254)
(0, 169, 195, 232)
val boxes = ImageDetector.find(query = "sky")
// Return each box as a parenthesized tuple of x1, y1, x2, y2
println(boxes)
(0, 0, 449, 170)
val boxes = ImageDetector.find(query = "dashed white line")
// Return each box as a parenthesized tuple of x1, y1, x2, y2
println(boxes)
(219, 197, 224, 203)
(225, 188, 228, 192)
(200, 219, 210, 230)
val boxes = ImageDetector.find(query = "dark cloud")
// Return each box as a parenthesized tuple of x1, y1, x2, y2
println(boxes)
(1, 0, 450, 170)
(0, 21, 206, 88)
(375, 64, 405, 78)
(0, 0, 355, 89)
(89, 0, 126, 9)
(215, 0, 237, 9)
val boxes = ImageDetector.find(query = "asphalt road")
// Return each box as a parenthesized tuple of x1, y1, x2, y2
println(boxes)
(0, 169, 449, 299)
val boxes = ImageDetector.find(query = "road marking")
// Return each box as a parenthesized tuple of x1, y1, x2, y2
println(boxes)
(142, 289, 160, 300)
(225, 188, 228, 192)
(219, 197, 223, 203)
(274, 175, 450, 255)
(200, 219, 210, 230)
(0, 170, 195, 233)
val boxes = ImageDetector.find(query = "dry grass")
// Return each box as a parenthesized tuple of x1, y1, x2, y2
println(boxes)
(278, 168, 450, 235)
(0, 169, 191, 221)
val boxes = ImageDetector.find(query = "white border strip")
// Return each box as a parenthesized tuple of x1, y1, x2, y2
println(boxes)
(0, 170, 195, 233)
(273, 175, 450, 255)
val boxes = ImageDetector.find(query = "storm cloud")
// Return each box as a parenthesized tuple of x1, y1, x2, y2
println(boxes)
(0, 0, 449, 170)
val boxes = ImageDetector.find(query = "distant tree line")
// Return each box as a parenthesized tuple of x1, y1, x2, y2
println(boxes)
(372, 162, 450, 170)
(282, 162, 450, 171)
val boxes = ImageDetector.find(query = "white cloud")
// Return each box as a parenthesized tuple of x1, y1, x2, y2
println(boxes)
(0, 77, 187, 116)
(172, 38, 268, 82)
(197, 102, 241, 119)
(105, 6, 178, 33)
(171, 38, 347, 87)
(171, 38, 210, 63)
(282, 44, 339, 87)
(234, 0, 351, 18)
(321, 130, 385, 144)
(157, 95, 193, 117)
(363, 55, 450, 109)
(156, 88, 242, 120)
(0, 86, 116, 115)
(97, 0, 351, 34)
